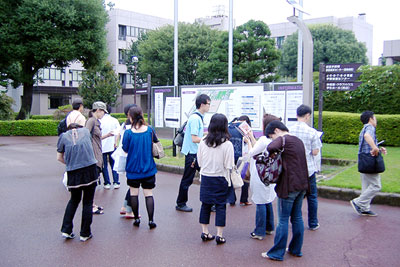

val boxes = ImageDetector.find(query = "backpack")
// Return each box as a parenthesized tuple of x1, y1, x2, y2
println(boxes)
(57, 115, 68, 136)
(173, 112, 203, 147)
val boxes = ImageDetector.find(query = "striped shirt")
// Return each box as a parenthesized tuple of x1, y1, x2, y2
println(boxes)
(289, 121, 322, 177)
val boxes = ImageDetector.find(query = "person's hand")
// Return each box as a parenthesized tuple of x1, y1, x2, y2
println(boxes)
(243, 136, 250, 144)
(370, 146, 379, 156)
(108, 131, 114, 137)
(380, 147, 387, 155)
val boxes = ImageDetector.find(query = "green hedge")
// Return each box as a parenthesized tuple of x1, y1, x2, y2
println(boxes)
(314, 112, 400, 146)
(0, 119, 58, 136)
(30, 115, 55, 120)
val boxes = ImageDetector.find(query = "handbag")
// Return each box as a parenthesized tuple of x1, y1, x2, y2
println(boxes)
(112, 146, 127, 173)
(230, 166, 244, 189)
(151, 127, 165, 159)
(254, 136, 285, 186)
(357, 127, 385, 173)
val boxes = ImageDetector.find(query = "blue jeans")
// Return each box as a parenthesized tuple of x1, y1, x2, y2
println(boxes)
(226, 182, 249, 204)
(102, 152, 119, 185)
(199, 203, 227, 227)
(254, 203, 274, 236)
(267, 190, 306, 261)
(307, 173, 319, 228)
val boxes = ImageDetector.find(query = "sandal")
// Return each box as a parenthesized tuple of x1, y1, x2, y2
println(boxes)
(216, 236, 226, 245)
(93, 207, 104, 215)
(201, 233, 215, 242)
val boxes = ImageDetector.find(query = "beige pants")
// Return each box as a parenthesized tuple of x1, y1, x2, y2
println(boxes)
(353, 173, 381, 212)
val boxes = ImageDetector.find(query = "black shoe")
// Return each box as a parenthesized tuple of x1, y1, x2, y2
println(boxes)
(149, 221, 157, 229)
(133, 219, 141, 227)
(175, 205, 193, 212)
(216, 236, 226, 245)
(361, 210, 378, 216)
(201, 233, 215, 242)
(211, 205, 216, 212)
(350, 200, 362, 215)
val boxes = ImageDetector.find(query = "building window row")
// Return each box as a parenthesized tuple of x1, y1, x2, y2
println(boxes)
(119, 73, 133, 86)
(118, 25, 149, 40)
(37, 68, 65, 81)
(69, 70, 83, 81)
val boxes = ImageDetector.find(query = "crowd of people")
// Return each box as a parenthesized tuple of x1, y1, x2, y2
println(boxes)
(57, 95, 386, 261)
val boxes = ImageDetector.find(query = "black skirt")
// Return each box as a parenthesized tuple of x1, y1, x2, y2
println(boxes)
(66, 164, 98, 189)
(200, 175, 228, 205)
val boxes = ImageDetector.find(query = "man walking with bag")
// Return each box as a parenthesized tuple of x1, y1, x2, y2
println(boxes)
(175, 94, 211, 212)
(351, 111, 387, 217)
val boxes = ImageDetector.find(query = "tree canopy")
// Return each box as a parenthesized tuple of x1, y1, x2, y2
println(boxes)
(0, 0, 108, 119)
(197, 20, 281, 84)
(279, 24, 368, 78)
(78, 62, 121, 108)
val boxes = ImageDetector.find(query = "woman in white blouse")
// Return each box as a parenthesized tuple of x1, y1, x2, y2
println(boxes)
(197, 113, 234, 245)
(246, 114, 280, 240)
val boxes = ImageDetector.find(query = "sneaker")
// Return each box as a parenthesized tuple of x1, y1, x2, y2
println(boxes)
(265, 230, 274, 235)
(211, 205, 216, 212)
(113, 183, 120, 189)
(175, 205, 193, 212)
(250, 232, 263, 240)
(240, 202, 252, 206)
(104, 184, 111, 190)
(361, 210, 378, 217)
(261, 252, 281, 261)
(350, 200, 362, 215)
(80, 234, 93, 242)
(61, 232, 75, 239)
(309, 223, 320, 231)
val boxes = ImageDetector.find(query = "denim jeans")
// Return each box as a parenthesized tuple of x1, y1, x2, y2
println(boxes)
(307, 173, 319, 228)
(254, 203, 274, 236)
(176, 153, 199, 206)
(226, 182, 249, 204)
(199, 203, 227, 227)
(267, 190, 306, 260)
(102, 151, 119, 185)
(61, 183, 96, 237)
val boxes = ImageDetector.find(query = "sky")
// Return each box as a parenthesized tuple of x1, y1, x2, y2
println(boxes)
(112, 0, 399, 65)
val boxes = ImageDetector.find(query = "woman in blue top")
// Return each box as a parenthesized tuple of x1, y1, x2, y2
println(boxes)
(122, 106, 158, 229)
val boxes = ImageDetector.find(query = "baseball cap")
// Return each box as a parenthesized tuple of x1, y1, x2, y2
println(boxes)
(72, 98, 83, 105)
(92, 101, 108, 113)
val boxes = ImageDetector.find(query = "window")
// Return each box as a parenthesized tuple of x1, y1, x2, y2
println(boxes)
(119, 73, 126, 86)
(69, 70, 83, 81)
(118, 25, 126, 40)
(48, 94, 70, 109)
(276, 36, 285, 49)
(126, 73, 132, 84)
(36, 68, 64, 81)
(118, 49, 126, 64)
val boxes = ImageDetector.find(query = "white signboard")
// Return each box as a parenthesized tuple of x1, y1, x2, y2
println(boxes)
(285, 90, 303, 128)
(154, 93, 164, 127)
(262, 91, 286, 121)
(180, 85, 264, 131)
(164, 97, 181, 128)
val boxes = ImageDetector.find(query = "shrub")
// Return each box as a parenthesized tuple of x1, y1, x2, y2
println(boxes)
(314, 112, 400, 146)
(0, 92, 15, 120)
(0, 119, 58, 136)
(31, 115, 54, 120)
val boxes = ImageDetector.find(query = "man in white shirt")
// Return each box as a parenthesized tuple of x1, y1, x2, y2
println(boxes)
(66, 98, 86, 127)
(100, 105, 121, 189)
(289, 104, 322, 231)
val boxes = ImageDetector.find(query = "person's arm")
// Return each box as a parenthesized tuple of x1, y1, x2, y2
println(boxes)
(248, 136, 269, 157)
(191, 135, 201, 143)
(267, 137, 283, 154)
(224, 142, 235, 170)
(122, 130, 130, 152)
(196, 141, 203, 168)
(364, 132, 379, 156)
(57, 152, 65, 164)
(101, 132, 114, 140)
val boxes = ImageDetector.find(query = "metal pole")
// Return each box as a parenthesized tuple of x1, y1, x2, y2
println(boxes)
(134, 65, 137, 104)
(297, 0, 303, 83)
(318, 63, 324, 131)
(228, 0, 233, 84)
(147, 74, 151, 125)
(173, 0, 178, 157)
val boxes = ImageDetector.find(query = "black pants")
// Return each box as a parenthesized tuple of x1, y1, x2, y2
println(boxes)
(61, 183, 96, 237)
(176, 153, 199, 206)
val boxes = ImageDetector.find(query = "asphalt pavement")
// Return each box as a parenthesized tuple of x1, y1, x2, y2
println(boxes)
(1, 136, 400, 267)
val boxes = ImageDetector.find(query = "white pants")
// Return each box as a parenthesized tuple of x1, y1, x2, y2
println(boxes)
(353, 173, 381, 212)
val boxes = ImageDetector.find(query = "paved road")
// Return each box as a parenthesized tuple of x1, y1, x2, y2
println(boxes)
(1, 136, 400, 267)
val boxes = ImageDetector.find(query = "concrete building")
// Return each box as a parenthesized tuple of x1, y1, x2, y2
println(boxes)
(195, 5, 231, 31)
(5, 8, 172, 115)
(268, 14, 373, 64)
(382, 40, 400, 65)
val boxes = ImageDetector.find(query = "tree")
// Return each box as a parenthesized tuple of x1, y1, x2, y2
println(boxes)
(0, 92, 14, 120)
(0, 0, 108, 119)
(279, 24, 368, 78)
(78, 62, 121, 108)
(196, 20, 281, 84)
(132, 22, 221, 86)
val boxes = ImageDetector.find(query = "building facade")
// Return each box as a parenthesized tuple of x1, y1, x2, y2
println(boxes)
(381, 40, 400, 65)
(268, 14, 373, 64)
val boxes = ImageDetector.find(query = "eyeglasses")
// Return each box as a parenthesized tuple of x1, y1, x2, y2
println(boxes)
(205, 102, 211, 105)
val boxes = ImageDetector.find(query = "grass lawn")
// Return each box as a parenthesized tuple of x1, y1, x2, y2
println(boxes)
(156, 140, 400, 194)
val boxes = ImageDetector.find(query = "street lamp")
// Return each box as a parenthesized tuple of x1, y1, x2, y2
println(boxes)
(131, 56, 139, 104)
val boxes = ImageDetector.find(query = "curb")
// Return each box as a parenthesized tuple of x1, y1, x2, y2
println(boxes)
(156, 163, 400, 207)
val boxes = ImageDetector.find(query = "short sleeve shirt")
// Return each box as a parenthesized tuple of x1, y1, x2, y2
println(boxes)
(86, 117, 103, 168)
(359, 124, 377, 153)
(181, 112, 204, 155)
